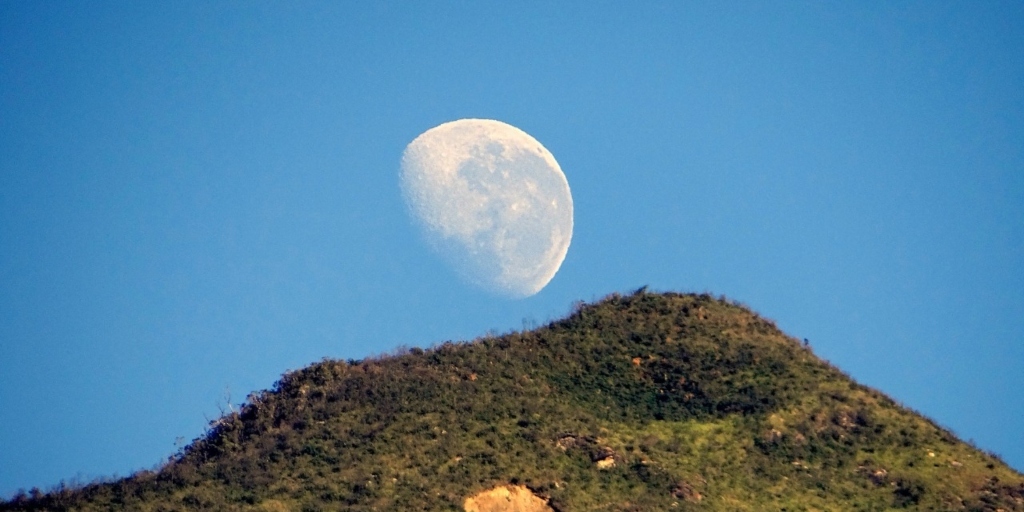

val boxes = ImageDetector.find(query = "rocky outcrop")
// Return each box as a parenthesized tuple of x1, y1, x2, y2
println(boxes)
(463, 485, 553, 512)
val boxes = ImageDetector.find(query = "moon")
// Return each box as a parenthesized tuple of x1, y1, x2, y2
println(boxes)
(400, 119, 573, 298)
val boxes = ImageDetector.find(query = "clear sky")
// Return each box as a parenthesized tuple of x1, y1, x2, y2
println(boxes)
(1, 1, 1022, 496)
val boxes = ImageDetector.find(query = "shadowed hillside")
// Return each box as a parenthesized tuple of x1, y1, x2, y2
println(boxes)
(4, 290, 1022, 511)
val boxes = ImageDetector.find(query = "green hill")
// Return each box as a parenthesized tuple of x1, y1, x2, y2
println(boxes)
(4, 290, 1022, 511)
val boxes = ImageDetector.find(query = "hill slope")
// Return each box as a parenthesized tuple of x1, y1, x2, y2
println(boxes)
(4, 291, 1022, 511)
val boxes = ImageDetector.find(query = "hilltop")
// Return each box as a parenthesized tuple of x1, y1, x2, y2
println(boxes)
(3, 290, 1022, 511)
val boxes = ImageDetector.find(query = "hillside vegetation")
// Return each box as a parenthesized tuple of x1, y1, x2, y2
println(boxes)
(4, 290, 1022, 511)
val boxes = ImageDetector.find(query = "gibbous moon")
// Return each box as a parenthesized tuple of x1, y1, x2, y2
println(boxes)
(400, 119, 573, 298)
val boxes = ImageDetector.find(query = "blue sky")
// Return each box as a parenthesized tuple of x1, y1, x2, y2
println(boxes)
(1, 1, 1022, 495)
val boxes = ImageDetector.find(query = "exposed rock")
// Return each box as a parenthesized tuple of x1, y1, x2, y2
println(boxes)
(463, 485, 553, 512)
(592, 446, 618, 469)
(256, 500, 290, 512)
(671, 481, 702, 502)
(555, 432, 595, 451)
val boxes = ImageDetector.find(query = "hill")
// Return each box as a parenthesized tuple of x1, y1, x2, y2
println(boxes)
(3, 290, 1022, 511)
